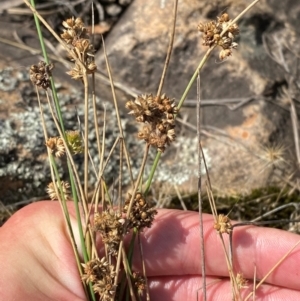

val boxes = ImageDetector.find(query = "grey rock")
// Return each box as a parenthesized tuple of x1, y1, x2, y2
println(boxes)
(95, 0, 300, 196)
(0, 76, 145, 205)
(119, 0, 132, 6)
(0, 68, 18, 92)
(105, 4, 122, 17)
(1, 0, 300, 205)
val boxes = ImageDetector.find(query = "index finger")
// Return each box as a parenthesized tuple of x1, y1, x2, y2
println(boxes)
(133, 209, 300, 291)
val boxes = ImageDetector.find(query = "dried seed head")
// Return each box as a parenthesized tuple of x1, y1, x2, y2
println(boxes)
(60, 30, 75, 44)
(228, 23, 240, 36)
(87, 61, 97, 73)
(81, 257, 117, 300)
(62, 17, 81, 29)
(236, 273, 248, 290)
(61, 17, 97, 80)
(259, 144, 286, 169)
(46, 181, 70, 201)
(123, 192, 157, 231)
(66, 62, 83, 80)
(61, 17, 89, 45)
(94, 209, 124, 256)
(132, 272, 146, 296)
(219, 48, 232, 61)
(214, 214, 232, 234)
(197, 13, 239, 60)
(218, 37, 232, 49)
(45, 137, 65, 157)
(29, 61, 54, 89)
(126, 93, 177, 152)
(218, 12, 230, 23)
(74, 38, 92, 53)
(126, 93, 177, 125)
(65, 130, 83, 155)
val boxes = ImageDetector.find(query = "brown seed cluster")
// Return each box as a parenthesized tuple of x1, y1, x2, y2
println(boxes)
(29, 61, 54, 89)
(46, 181, 70, 201)
(123, 193, 157, 231)
(126, 93, 177, 152)
(198, 13, 239, 60)
(132, 272, 146, 296)
(46, 137, 65, 158)
(88, 193, 157, 298)
(45, 131, 83, 157)
(61, 17, 97, 80)
(94, 209, 125, 256)
(214, 214, 232, 234)
(236, 273, 248, 290)
(81, 257, 117, 301)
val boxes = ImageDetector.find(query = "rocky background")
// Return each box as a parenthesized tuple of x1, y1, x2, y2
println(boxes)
(1, 0, 300, 224)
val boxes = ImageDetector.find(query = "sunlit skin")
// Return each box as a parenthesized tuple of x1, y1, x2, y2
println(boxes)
(1, 201, 300, 300)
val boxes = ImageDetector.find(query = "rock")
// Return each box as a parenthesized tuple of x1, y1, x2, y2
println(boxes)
(105, 4, 122, 17)
(0, 14, 139, 206)
(119, 0, 132, 6)
(0, 66, 145, 205)
(1, 0, 300, 206)
(95, 0, 300, 197)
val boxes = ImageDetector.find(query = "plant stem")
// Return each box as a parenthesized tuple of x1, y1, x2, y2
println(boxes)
(144, 152, 161, 195)
(177, 47, 215, 111)
(29, 0, 65, 132)
(156, 0, 178, 97)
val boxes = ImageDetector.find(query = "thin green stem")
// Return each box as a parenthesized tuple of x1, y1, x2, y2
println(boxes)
(68, 166, 96, 301)
(29, 0, 48, 61)
(144, 47, 215, 194)
(144, 152, 161, 195)
(128, 229, 137, 266)
(122, 248, 138, 301)
(177, 47, 215, 111)
(29, 0, 65, 132)
(230, 0, 261, 29)
(46, 90, 95, 301)
(36, 86, 91, 298)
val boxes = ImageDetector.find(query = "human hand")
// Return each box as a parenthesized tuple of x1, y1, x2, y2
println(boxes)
(0, 201, 299, 301)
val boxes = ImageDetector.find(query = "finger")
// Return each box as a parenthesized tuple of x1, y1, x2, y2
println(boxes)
(0, 201, 86, 301)
(146, 275, 300, 301)
(133, 209, 300, 291)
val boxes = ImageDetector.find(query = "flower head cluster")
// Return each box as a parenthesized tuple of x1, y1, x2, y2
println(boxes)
(46, 181, 70, 201)
(94, 209, 125, 256)
(65, 130, 83, 155)
(126, 93, 178, 152)
(29, 61, 54, 89)
(81, 257, 117, 301)
(198, 13, 239, 60)
(46, 137, 65, 157)
(61, 17, 96, 80)
(61, 17, 89, 44)
(132, 272, 146, 296)
(236, 273, 248, 290)
(123, 192, 157, 231)
(45, 131, 83, 157)
(214, 214, 232, 234)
